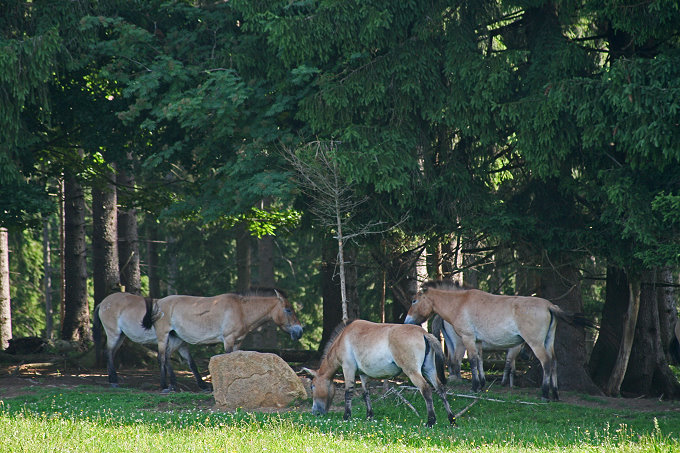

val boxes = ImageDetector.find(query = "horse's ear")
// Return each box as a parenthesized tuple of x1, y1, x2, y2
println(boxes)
(274, 289, 283, 302)
(301, 367, 318, 378)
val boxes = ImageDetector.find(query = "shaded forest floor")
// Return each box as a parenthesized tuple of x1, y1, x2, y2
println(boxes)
(1, 352, 680, 416)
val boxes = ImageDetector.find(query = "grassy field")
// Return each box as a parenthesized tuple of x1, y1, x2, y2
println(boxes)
(1, 382, 679, 453)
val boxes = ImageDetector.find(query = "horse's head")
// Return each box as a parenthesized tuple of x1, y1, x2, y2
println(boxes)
(271, 289, 303, 341)
(404, 289, 433, 325)
(303, 368, 335, 416)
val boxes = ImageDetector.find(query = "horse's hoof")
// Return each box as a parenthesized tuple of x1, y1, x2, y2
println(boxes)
(160, 388, 175, 394)
(201, 387, 213, 394)
(110, 383, 119, 388)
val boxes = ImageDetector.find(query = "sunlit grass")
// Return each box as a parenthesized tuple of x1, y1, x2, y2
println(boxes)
(0, 385, 678, 452)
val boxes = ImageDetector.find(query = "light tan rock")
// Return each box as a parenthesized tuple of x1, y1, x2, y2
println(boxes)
(209, 350, 307, 410)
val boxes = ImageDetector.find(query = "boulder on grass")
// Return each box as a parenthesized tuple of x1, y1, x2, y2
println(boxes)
(209, 351, 307, 410)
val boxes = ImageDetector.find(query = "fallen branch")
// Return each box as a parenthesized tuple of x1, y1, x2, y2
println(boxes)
(382, 386, 420, 416)
(454, 399, 478, 421)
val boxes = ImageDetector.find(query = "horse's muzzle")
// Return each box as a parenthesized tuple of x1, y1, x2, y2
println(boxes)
(311, 400, 327, 416)
(289, 325, 303, 341)
(404, 315, 419, 325)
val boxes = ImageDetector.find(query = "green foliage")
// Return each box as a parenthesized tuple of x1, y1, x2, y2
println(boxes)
(7, 228, 47, 337)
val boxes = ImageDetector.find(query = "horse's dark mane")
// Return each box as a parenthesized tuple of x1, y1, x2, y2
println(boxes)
(321, 320, 355, 361)
(422, 280, 475, 292)
(238, 287, 288, 299)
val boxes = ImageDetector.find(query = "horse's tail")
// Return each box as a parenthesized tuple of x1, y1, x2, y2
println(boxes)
(141, 297, 159, 330)
(424, 332, 447, 386)
(549, 305, 598, 330)
(431, 314, 443, 338)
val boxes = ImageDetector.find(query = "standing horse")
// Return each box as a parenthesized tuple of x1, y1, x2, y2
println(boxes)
(405, 281, 593, 401)
(94, 292, 208, 390)
(431, 314, 524, 387)
(142, 288, 303, 392)
(303, 320, 455, 427)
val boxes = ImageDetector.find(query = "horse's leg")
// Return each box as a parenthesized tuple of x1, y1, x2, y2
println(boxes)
(155, 332, 173, 392)
(163, 334, 185, 393)
(421, 353, 455, 425)
(359, 374, 373, 419)
(341, 367, 357, 421)
(176, 342, 210, 392)
(525, 343, 552, 401)
(461, 337, 482, 392)
(405, 371, 437, 427)
(547, 340, 559, 401)
(222, 336, 237, 354)
(502, 344, 522, 388)
(476, 342, 486, 390)
(550, 355, 559, 401)
(106, 334, 125, 387)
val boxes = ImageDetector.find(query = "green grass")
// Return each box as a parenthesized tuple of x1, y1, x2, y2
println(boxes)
(1, 385, 679, 452)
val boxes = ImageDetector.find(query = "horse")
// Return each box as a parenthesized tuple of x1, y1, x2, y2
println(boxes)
(303, 319, 455, 427)
(405, 280, 594, 401)
(431, 314, 524, 387)
(142, 288, 303, 392)
(94, 292, 209, 390)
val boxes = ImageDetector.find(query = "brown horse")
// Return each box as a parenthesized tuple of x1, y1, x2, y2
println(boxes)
(94, 292, 208, 390)
(303, 320, 455, 427)
(431, 314, 524, 387)
(405, 281, 593, 401)
(142, 288, 303, 392)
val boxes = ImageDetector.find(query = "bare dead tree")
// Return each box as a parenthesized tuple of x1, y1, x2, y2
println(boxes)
(282, 140, 405, 322)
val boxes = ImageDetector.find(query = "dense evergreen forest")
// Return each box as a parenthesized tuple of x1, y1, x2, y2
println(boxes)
(2, 0, 680, 398)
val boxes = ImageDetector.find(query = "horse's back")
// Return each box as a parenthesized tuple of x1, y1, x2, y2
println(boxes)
(342, 321, 427, 378)
(155, 293, 241, 344)
(445, 290, 553, 347)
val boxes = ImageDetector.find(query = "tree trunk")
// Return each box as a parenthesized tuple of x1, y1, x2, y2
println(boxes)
(258, 234, 276, 288)
(117, 165, 141, 295)
(604, 271, 640, 396)
(92, 174, 119, 365)
(344, 244, 360, 320)
(657, 268, 678, 361)
(42, 218, 53, 340)
(320, 236, 343, 352)
(589, 266, 627, 388)
(62, 174, 91, 344)
(92, 176, 120, 302)
(59, 178, 66, 331)
(0, 228, 11, 350)
(241, 218, 279, 350)
(235, 222, 251, 292)
(537, 260, 601, 394)
(257, 198, 275, 290)
(621, 270, 680, 398)
(146, 221, 161, 299)
(166, 234, 178, 295)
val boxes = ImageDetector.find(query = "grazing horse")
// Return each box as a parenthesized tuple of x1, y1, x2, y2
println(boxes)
(431, 314, 524, 387)
(405, 281, 594, 401)
(142, 288, 303, 392)
(94, 292, 208, 390)
(303, 320, 455, 427)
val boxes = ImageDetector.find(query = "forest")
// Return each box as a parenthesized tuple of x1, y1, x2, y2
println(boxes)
(1, 0, 680, 400)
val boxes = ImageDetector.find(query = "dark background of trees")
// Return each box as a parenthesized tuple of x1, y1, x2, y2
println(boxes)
(2, 0, 680, 398)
